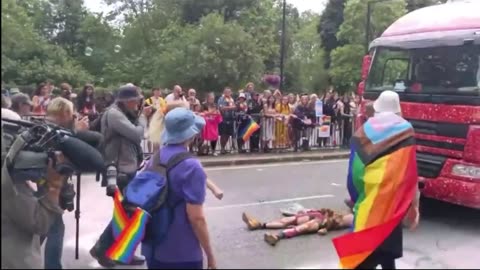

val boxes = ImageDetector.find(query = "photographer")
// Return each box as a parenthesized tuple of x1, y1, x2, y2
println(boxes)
(1, 124, 70, 269)
(90, 85, 150, 267)
(41, 97, 89, 269)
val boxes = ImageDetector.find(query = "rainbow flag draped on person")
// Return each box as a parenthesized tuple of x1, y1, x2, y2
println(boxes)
(106, 188, 150, 264)
(333, 112, 418, 269)
(239, 118, 260, 141)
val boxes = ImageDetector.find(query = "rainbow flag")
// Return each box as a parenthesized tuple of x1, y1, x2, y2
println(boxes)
(239, 118, 260, 142)
(111, 189, 128, 238)
(106, 207, 150, 264)
(333, 113, 418, 269)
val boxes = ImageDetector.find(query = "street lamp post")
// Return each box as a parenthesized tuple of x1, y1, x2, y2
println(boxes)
(280, 0, 287, 90)
(365, 0, 394, 53)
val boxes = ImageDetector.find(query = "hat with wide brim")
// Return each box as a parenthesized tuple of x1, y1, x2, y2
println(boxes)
(161, 107, 206, 145)
(373, 90, 401, 114)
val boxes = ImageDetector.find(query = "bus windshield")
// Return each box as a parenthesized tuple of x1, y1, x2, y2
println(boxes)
(366, 45, 480, 96)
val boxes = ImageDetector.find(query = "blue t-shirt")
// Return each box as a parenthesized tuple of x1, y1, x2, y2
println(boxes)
(152, 144, 207, 263)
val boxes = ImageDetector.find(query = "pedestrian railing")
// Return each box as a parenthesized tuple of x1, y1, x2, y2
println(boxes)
(22, 112, 355, 157)
(142, 113, 357, 156)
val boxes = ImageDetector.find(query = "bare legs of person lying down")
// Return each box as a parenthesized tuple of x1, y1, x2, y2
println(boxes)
(242, 209, 353, 246)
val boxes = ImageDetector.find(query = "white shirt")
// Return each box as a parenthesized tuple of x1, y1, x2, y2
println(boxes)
(165, 93, 187, 103)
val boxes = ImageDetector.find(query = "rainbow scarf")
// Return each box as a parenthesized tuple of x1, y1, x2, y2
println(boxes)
(239, 118, 260, 141)
(333, 113, 418, 269)
(106, 188, 150, 264)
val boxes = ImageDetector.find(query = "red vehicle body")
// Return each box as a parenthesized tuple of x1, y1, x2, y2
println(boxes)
(357, 1, 480, 209)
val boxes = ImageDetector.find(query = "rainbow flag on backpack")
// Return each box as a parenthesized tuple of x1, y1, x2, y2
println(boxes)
(333, 113, 418, 269)
(106, 188, 150, 264)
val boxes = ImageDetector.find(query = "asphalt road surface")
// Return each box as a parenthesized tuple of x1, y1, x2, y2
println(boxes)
(60, 159, 480, 269)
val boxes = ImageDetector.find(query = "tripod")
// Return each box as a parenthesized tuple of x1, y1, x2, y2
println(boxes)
(74, 173, 81, 260)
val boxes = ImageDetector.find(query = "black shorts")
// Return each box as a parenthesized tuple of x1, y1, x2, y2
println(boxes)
(219, 120, 234, 136)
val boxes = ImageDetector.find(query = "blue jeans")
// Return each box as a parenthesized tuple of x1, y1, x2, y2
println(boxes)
(41, 214, 65, 269)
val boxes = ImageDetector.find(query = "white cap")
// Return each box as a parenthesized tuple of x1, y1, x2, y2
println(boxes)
(373, 90, 401, 114)
(238, 93, 246, 99)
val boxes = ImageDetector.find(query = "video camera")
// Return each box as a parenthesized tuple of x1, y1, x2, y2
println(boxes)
(1, 117, 106, 185)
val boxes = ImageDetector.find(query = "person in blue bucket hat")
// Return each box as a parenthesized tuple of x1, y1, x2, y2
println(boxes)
(161, 107, 206, 145)
(142, 107, 217, 270)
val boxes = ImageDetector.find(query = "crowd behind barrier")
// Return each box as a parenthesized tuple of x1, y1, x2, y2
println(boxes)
(141, 114, 357, 156)
(10, 83, 360, 158)
(21, 114, 357, 157)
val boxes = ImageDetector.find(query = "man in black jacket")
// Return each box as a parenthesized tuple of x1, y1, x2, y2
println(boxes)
(292, 94, 315, 152)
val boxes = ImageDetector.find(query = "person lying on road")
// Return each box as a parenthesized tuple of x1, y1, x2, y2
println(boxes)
(242, 208, 353, 246)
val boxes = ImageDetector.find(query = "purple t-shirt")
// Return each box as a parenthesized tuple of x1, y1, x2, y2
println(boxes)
(152, 144, 207, 263)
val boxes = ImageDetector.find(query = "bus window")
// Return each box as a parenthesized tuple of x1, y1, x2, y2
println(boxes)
(367, 45, 480, 96)
(367, 48, 410, 92)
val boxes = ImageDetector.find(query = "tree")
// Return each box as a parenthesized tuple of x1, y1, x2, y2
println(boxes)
(329, 0, 406, 88)
(318, 0, 346, 69)
(77, 13, 121, 79)
(158, 14, 266, 92)
(406, 0, 446, 12)
(287, 12, 328, 92)
(179, 0, 256, 24)
(2, 0, 91, 86)
(52, 0, 87, 57)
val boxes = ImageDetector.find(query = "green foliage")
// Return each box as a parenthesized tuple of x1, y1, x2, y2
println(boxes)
(318, 0, 346, 69)
(329, 44, 365, 89)
(329, 0, 406, 89)
(287, 13, 328, 92)
(1, 0, 91, 86)
(406, 0, 447, 12)
(2, 0, 453, 94)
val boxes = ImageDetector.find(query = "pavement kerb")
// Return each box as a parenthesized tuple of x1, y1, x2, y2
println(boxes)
(200, 151, 350, 167)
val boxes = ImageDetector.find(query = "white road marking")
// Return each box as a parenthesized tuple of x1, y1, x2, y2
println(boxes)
(206, 194, 334, 210)
(205, 159, 348, 171)
(256, 168, 264, 171)
(331, 183, 342, 187)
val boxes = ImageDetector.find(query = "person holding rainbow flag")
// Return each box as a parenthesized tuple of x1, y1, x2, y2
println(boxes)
(333, 90, 420, 269)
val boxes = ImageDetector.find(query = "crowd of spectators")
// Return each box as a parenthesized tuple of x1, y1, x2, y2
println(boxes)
(2, 81, 360, 155)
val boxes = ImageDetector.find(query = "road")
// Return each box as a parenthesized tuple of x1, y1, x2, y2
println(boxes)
(60, 159, 480, 269)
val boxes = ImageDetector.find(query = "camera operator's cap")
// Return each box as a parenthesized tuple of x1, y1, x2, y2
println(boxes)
(9, 88, 20, 95)
(373, 90, 401, 114)
(162, 107, 205, 145)
(116, 85, 142, 101)
(11, 92, 33, 106)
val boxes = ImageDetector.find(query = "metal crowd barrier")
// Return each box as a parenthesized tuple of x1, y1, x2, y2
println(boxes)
(142, 114, 358, 156)
(22, 112, 356, 157)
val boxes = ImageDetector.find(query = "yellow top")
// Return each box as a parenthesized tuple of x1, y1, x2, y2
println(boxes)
(276, 103, 291, 115)
(145, 96, 166, 113)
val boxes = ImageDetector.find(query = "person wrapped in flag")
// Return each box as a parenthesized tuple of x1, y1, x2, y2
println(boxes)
(333, 91, 420, 270)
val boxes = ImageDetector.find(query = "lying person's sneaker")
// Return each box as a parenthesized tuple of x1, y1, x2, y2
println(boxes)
(89, 245, 116, 268)
(116, 255, 145, 266)
(264, 233, 280, 246)
(242, 212, 261, 230)
(317, 228, 328, 236)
